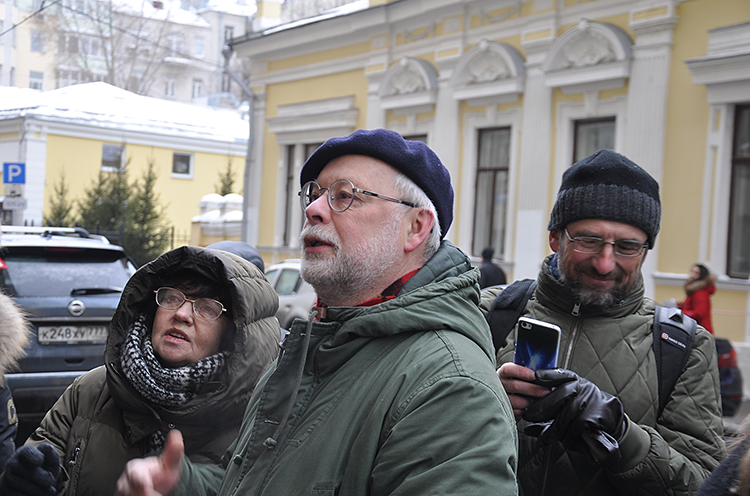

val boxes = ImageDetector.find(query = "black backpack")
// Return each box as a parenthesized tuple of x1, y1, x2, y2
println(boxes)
(485, 279, 697, 417)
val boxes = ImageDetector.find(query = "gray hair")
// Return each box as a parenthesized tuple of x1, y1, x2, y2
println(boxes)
(393, 172, 441, 262)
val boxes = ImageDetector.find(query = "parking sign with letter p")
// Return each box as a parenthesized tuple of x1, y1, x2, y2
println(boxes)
(3, 163, 25, 184)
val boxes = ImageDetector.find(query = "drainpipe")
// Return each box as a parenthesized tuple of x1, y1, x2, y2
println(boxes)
(222, 45, 256, 246)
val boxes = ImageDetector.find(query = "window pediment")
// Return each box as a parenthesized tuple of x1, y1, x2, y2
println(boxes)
(452, 39, 526, 105)
(379, 57, 438, 115)
(543, 20, 632, 94)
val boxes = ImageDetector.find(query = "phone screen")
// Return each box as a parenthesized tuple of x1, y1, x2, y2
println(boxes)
(513, 317, 561, 370)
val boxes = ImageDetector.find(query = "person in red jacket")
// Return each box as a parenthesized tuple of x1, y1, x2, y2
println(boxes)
(678, 263, 716, 334)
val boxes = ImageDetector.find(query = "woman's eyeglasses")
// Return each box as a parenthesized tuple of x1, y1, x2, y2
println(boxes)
(154, 287, 226, 321)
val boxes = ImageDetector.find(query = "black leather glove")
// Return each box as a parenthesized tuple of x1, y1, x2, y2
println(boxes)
(522, 369, 627, 466)
(1, 444, 61, 496)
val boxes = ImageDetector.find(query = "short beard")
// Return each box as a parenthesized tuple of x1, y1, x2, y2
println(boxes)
(559, 270, 622, 307)
(557, 243, 628, 308)
(299, 210, 404, 306)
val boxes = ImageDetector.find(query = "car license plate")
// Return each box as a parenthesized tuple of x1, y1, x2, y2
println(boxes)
(38, 325, 108, 344)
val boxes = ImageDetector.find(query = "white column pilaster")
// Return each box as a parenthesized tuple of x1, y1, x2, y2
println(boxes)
(431, 75, 460, 242)
(624, 15, 678, 297)
(514, 57, 553, 280)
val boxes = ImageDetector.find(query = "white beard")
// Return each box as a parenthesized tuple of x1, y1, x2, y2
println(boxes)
(299, 210, 404, 306)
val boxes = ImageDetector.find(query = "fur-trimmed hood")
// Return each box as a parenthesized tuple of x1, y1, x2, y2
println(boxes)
(685, 273, 717, 296)
(0, 293, 30, 378)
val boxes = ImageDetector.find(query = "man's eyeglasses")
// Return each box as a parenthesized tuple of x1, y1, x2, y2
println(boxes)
(564, 228, 647, 257)
(154, 287, 226, 321)
(299, 178, 417, 213)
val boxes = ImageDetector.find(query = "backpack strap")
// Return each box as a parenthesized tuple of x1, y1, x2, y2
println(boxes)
(485, 279, 537, 354)
(653, 305, 697, 417)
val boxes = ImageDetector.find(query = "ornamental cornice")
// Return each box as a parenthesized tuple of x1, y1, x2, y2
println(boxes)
(451, 39, 526, 104)
(542, 19, 632, 93)
(379, 57, 438, 114)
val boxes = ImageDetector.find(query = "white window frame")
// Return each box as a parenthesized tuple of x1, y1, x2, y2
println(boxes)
(458, 106, 521, 262)
(165, 77, 176, 97)
(552, 95, 628, 195)
(172, 152, 193, 178)
(192, 78, 203, 98)
(31, 30, 44, 52)
(101, 143, 125, 172)
(194, 36, 205, 58)
(29, 71, 44, 90)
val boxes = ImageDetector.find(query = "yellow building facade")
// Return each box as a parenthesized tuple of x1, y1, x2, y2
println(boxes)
(0, 83, 247, 246)
(231, 0, 750, 348)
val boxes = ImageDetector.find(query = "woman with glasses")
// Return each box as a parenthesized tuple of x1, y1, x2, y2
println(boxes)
(0, 246, 280, 496)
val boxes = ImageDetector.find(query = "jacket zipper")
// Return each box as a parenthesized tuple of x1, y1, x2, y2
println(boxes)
(69, 439, 82, 468)
(541, 302, 583, 495)
(65, 439, 83, 493)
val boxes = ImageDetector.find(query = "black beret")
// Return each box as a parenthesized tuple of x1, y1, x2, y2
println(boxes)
(300, 128, 453, 238)
(547, 149, 661, 248)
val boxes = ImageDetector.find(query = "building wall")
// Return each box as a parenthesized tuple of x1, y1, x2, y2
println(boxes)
(234, 0, 750, 346)
(42, 133, 245, 235)
(6, 0, 251, 105)
(13, 15, 55, 91)
(655, 0, 750, 344)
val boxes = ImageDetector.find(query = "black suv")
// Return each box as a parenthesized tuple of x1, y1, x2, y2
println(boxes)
(0, 227, 137, 440)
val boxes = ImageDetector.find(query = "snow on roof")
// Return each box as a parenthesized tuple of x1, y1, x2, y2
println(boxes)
(200, 0, 255, 17)
(0, 83, 248, 143)
(112, 0, 211, 27)
(259, 0, 369, 36)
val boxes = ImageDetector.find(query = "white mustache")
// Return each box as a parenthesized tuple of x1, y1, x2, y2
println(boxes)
(299, 225, 340, 250)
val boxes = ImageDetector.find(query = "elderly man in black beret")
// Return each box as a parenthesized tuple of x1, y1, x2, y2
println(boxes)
(484, 149, 725, 495)
(116, 129, 518, 496)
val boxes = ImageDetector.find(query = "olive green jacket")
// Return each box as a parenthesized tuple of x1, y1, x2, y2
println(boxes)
(26, 246, 281, 496)
(173, 241, 519, 496)
(480, 254, 725, 496)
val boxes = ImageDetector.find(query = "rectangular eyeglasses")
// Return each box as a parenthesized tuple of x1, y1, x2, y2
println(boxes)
(564, 228, 647, 257)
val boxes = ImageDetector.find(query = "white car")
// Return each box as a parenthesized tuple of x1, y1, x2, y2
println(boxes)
(265, 259, 317, 329)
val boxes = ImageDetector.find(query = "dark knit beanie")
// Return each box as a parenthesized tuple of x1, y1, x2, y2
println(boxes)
(300, 128, 454, 238)
(547, 149, 661, 248)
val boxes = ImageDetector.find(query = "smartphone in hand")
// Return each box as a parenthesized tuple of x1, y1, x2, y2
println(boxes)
(513, 317, 561, 371)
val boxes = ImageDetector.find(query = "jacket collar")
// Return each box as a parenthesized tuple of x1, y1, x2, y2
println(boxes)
(285, 241, 492, 378)
(536, 254, 645, 318)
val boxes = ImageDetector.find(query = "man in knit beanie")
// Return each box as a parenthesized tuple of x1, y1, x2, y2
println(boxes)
(483, 149, 724, 495)
(115, 129, 518, 496)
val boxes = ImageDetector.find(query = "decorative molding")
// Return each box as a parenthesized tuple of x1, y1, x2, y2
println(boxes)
(451, 39, 525, 105)
(267, 96, 358, 144)
(402, 23, 436, 43)
(480, 5, 520, 25)
(371, 33, 388, 50)
(444, 15, 462, 34)
(379, 57, 438, 115)
(686, 22, 750, 104)
(543, 19, 633, 93)
(629, 4, 678, 40)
